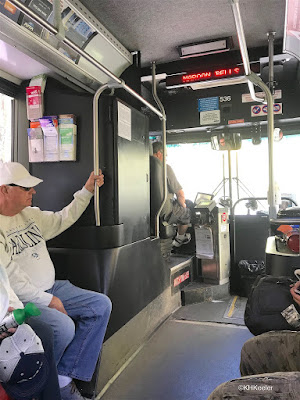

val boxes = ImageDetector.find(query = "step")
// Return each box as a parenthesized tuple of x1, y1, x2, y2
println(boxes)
(167, 254, 195, 295)
(182, 281, 230, 305)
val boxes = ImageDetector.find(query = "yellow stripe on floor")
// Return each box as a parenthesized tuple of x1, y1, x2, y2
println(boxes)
(227, 296, 238, 318)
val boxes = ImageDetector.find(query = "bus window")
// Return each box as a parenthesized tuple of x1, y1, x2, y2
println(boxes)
(167, 135, 300, 215)
(0, 93, 13, 162)
(166, 142, 224, 201)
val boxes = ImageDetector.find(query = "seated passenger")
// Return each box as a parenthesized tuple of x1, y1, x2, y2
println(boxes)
(152, 142, 191, 247)
(0, 162, 112, 400)
(0, 264, 61, 400)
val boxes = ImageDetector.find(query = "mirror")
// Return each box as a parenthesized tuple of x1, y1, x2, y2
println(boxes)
(274, 128, 283, 141)
(211, 132, 242, 151)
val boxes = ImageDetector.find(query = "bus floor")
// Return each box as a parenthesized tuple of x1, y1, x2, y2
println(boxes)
(97, 296, 253, 400)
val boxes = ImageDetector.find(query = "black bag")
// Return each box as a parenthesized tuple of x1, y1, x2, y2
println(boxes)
(244, 275, 300, 335)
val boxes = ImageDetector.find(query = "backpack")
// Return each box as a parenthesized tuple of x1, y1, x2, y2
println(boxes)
(244, 275, 300, 335)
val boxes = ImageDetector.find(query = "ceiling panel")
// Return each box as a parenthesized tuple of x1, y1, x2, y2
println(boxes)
(79, 0, 286, 67)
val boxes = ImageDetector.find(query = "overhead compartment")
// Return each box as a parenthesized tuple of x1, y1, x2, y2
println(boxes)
(0, 0, 133, 91)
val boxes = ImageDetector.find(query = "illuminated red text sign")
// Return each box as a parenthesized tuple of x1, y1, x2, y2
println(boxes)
(165, 63, 260, 88)
(182, 67, 241, 83)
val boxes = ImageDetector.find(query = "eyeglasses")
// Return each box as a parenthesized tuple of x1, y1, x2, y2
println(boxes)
(8, 184, 33, 191)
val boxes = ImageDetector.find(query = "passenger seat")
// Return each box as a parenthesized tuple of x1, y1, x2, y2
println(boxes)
(208, 371, 300, 399)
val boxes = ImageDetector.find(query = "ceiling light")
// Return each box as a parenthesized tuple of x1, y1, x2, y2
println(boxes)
(178, 37, 233, 58)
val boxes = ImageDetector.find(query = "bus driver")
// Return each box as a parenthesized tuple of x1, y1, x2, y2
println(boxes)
(152, 141, 191, 247)
(0, 162, 112, 400)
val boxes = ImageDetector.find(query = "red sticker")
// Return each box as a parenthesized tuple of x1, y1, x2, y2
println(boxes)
(174, 271, 190, 287)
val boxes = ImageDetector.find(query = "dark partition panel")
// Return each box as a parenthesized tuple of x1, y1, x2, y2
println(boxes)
(230, 215, 269, 295)
(30, 79, 150, 245)
(114, 99, 150, 242)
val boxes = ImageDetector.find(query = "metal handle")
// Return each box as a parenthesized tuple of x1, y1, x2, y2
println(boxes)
(93, 84, 110, 226)
(151, 62, 167, 237)
(230, 0, 265, 104)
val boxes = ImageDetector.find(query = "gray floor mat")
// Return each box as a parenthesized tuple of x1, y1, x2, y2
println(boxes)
(100, 320, 253, 400)
(172, 296, 247, 326)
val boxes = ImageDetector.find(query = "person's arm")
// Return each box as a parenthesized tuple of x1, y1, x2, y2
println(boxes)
(0, 307, 17, 340)
(1, 241, 66, 314)
(35, 170, 104, 241)
(290, 280, 300, 306)
(176, 189, 186, 208)
(167, 165, 186, 207)
(5, 254, 65, 313)
(1, 240, 53, 307)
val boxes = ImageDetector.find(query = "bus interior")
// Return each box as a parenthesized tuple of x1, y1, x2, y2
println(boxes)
(1, 0, 300, 399)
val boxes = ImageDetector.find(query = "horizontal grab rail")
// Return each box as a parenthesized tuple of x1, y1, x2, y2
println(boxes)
(9, 0, 165, 120)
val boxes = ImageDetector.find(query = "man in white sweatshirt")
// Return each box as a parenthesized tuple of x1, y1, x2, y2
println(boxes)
(0, 162, 112, 400)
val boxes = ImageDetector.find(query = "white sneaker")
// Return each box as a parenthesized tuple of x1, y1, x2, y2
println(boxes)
(172, 233, 191, 247)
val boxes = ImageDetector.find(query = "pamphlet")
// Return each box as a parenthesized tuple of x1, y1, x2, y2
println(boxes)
(28, 127, 44, 162)
(59, 124, 76, 161)
(26, 86, 43, 121)
(39, 116, 59, 161)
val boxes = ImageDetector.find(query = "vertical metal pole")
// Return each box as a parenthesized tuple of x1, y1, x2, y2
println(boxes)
(93, 84, 109, 226)
(152, 62, 167, 237)
(228, 150, 233, 215)
(268, 32, 276, 95)
(223, 154, 226, 200)
(236, 152, 240, 199)
(268, 31, 276, 218)
(230, 0, 276, 218)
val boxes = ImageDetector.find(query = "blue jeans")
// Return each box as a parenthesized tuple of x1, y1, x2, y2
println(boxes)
(33, 280, 112, 381)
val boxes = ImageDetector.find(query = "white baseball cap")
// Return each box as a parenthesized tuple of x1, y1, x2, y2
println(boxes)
(0, 324, 48, 400)
(0, 162, 43, 188)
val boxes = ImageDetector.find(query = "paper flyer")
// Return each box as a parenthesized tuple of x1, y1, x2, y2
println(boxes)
(28, 128, 44, 162)
(39, 116, 59, 161)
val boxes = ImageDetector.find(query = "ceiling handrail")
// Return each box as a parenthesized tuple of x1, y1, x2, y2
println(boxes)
(8, 0, 165, 120)
(230, 0, 266, 104)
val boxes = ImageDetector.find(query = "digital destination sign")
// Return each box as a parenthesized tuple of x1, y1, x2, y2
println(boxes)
(166, 62, 260, 87)
(182, 67, 242, 82)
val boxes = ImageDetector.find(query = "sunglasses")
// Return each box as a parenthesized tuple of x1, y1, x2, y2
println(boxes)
(8, 184, 33, 192)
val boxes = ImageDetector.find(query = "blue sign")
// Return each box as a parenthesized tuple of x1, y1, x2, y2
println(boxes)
(262, 103, 282, 114)
(252, 105, 261, 114)
(198, 97, 219, 112)
(274, 103, 281, 113)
